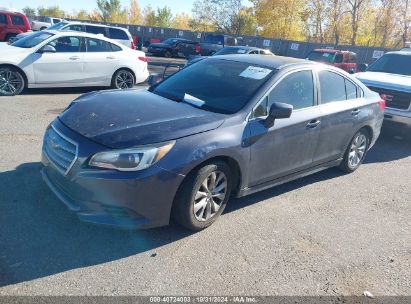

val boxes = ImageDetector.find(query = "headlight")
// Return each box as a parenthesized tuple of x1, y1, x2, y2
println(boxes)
(89, 141, 175, 171)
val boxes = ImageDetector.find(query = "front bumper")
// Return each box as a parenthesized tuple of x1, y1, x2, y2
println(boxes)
(41, 119, 184, 229)
(384, 108, 411, 127)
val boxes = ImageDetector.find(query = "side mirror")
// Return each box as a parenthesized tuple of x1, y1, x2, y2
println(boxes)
(358, 63, 368, 72)
(39, 45, 56, 53)
(264, 102, 293, 128)
(348, 69, 355, 74)
(147, 73, 164, 87)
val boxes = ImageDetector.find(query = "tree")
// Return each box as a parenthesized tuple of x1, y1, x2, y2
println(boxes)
(191, 0, 246, 34)
(128, 0, 142, 24)
(347, 0, 370, 45)
(156, 7, 173, 28)
(22, 7, 36, 18)
(73, 9, 89, 20)
(143, 5, 157, 26)
(37, 6, 66, 18)
(172, 13, 192, 30)
(96, 0, 127, 23)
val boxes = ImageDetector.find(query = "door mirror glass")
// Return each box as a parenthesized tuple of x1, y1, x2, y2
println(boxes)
(264, 102, 293, 128)
(39, 45, 56, 53)
(358, 63, 368, 72)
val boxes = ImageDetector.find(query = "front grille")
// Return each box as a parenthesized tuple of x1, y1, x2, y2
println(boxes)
(43, 126, 77, 174)
(368, 86, 411, 110)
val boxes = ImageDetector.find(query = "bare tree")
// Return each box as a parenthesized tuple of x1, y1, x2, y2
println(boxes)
(347, 0, 368, 45)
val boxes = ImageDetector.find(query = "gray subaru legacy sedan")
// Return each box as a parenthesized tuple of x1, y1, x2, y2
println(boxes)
(41, 55, 384, 231)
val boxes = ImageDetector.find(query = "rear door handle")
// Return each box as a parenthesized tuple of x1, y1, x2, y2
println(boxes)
(106, 56, 116, 59)
(306, 119, 321, 129)
(352, 109, 361, 116)
(69, 56, 80, 60)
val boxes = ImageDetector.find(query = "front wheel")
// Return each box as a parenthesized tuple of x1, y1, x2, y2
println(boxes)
(111, 69, 135, 89)
(0, 67, 25, 96)
(339, 129, 370, 173)
(172, 161, 232, 231)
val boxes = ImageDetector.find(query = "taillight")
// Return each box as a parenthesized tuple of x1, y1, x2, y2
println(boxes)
(138, 56, 148, 62)
(131, 40, 135, 49)
(195, 44, 201, 53)
(378, 96, 386, 111)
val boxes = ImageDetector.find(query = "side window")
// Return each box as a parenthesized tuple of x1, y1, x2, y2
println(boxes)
(85, 25, 107, 36)
(86, 38, 111, 52)
(345, 79, 358, 100)
(110, 43, 122, 52)
(269, 70, 315, 110)
(108, 28, 129, 40)
(318, 70, 347, 103)
(249, 50, 259, 54)
(11, 16, 25, 26)
(53, 19, 61, 24)
(44, 17, 51, 23)
(252, 96, 269, 118)
(49, 36, 82, 53)
(349, 53, 357, 63)
(0, 14, 6, 24)
(65, 25, 83, 32)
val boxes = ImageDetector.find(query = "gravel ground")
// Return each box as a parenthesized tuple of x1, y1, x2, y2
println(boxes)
(0, 59, 410, 296)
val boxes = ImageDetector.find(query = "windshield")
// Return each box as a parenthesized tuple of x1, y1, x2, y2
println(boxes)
(11, 31, 54, 48)
(48, 22, 68, 30)
(162, 38, 179, 45)
(307, 51, 336, 63)
(215, 47, 249, 55)
(151, 58, 275, 114)
(367, 53, 411, 76)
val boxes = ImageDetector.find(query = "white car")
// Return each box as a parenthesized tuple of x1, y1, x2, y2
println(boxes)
(31, 16, 63, 31)
(0, 30, 149, 96)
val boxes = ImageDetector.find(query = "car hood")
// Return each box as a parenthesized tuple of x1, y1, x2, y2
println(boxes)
(59, 89, 226, 149)
(356, 71, 411, 93)
(0, 43, 31, 59)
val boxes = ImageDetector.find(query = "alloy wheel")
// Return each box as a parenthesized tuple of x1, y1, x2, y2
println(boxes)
(193, 171, 227, 222)
(115, 71, 134, 89)
(0, 70, 24, 96)
(348, 133, 367, 168)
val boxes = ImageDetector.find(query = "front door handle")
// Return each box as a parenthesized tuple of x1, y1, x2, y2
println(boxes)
(69, 56, 80, 60)
(352, 109, 361, 116)
(106, 56, 116, 59)
(306, 119, 321, 129)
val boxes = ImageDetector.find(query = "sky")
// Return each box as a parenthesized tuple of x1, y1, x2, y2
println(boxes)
(6, 0, 198, 15)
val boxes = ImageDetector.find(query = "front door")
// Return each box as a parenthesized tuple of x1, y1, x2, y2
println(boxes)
(246, 70, 321, 187)
(33, 36, 85, 85)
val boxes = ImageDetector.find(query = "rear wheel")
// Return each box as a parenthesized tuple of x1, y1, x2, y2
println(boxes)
(339, 129, 370, 173)
(0, 67, 25, 96)
(111, 69, 135, 89)
(172, 161, 232, 231)
(164, 50, 172, 58)
(4, 34, 16, 43)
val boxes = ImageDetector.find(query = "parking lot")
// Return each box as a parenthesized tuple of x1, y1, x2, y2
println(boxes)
(0, 57, 410, 296)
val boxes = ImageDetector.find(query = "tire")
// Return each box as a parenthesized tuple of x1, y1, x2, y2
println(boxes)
(0, 67, 25, 96)
(111, 69, 135, 89)
(172, 161, 232, 231)
(4, 34, 16, 43)
(339, 129, 370, 173)
(40, 27, 47, 31)
(164, 50, 172, 58)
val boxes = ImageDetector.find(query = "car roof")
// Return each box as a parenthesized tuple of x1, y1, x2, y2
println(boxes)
(223, 46, 262, 50)
(387, 50, 411, 56)
(211, 54, 313, 69)
(45, 30, 122, 43)
(63, 21, 129, 31)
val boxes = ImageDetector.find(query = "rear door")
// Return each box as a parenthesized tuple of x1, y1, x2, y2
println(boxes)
(82, 37, 119, 85)
(33, 36, 85, 85)
(313, 69, 364, 164)
(246, 69, 322, 186)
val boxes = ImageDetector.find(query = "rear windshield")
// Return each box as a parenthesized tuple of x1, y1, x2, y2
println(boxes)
(108, 28, 129, 40)
(48, 22, 68, 30)
(151, 58, 276, 114)
(11, 31, 54, 48)
(204, 35, 224, 45)
(367, 53, 411, 76)
(307, 51, 336, 63)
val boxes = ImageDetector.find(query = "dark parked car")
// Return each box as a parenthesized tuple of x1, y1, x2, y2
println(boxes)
(186, 46, 274, 67)
(307, 49, 357, 73)
(147, 38, 200, 58)
(41, 55, 384, 231)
